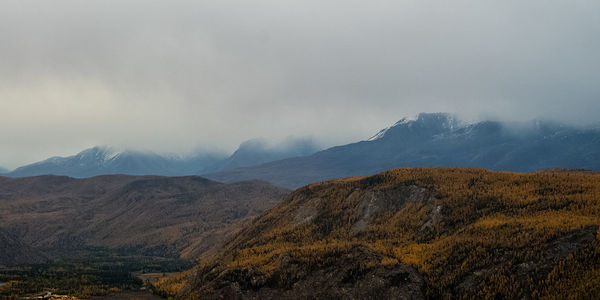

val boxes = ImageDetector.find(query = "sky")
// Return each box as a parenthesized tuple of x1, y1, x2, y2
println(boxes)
(1, 0, 599, 169)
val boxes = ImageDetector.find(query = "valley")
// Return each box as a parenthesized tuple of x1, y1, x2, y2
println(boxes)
(2, 168, 600, 299)
(0, 175, 288, 298)
(0, 248, 190, 298)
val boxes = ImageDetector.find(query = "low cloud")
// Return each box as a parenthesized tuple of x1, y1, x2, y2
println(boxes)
(1, 0, 598, 168)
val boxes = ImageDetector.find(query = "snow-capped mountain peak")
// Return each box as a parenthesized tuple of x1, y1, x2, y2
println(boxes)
(367, 116, 416, 141)
(367, 113, 462, 141)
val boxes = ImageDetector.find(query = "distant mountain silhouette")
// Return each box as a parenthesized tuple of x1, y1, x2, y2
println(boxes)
(204, 113, 600, 188)
(7, 146, 225, 178)
(6, 137, 321, 178)
(7, 114, 600, 185)
(208, 137, 320, 172)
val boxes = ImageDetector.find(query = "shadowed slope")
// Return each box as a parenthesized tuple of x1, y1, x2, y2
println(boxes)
(0, 175, 289, 265)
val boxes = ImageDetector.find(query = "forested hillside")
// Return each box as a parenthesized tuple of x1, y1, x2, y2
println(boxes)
(161, 168, 600, 299)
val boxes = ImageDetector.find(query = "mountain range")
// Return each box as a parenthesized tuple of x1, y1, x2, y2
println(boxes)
(3, 113, 600, 298)
(4, 113, 600, 189)
(212, 137, 320, 171)
(5, 137, 320, 178)
(6, 147, 225, 178)
(205, 113, 600, 188)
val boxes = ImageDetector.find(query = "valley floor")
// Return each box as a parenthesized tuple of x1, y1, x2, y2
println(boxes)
(0, 248, 191, 299)
(91, 290, 163, 300)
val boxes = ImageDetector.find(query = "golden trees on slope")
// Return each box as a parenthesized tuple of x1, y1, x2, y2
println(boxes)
(162, 168, 600, 299)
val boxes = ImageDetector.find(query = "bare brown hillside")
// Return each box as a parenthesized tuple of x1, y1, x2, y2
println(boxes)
(0, 175, 289, 265)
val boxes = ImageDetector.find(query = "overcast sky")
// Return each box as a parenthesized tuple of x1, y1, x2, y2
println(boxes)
(1, 0, 599, 169)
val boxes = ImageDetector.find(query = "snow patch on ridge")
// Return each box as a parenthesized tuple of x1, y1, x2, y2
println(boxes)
(367, 115, 418, 141)
(101, 147, 121, 161)
(367, 113, 471, 142)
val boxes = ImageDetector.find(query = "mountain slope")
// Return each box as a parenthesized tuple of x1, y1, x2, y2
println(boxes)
(0, 228, 47, 267)
(0, 167, 8, 174)
(204, 113, 600, 188)
(7, 147, 226, 178)
(0, 175, 289, 265)
(207, 137, 320, 172)
(6, 136, 320, 178)
(169, 168, 600, 299)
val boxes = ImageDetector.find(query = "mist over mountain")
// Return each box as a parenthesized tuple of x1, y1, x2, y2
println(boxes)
(207, 137, 321, 172)
(3, 1, 600, 170)
(5, 113, 600, 184)
(5, 136, 321, 178)
(2, 0, 600, 298)
(205, 113, 600, 188)
(6, 146, 226, 178)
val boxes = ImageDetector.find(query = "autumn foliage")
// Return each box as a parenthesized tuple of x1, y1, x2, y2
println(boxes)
(158, 168, 600, 299)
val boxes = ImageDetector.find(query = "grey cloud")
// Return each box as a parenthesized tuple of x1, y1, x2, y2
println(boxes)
(0, 0, 599, 168)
